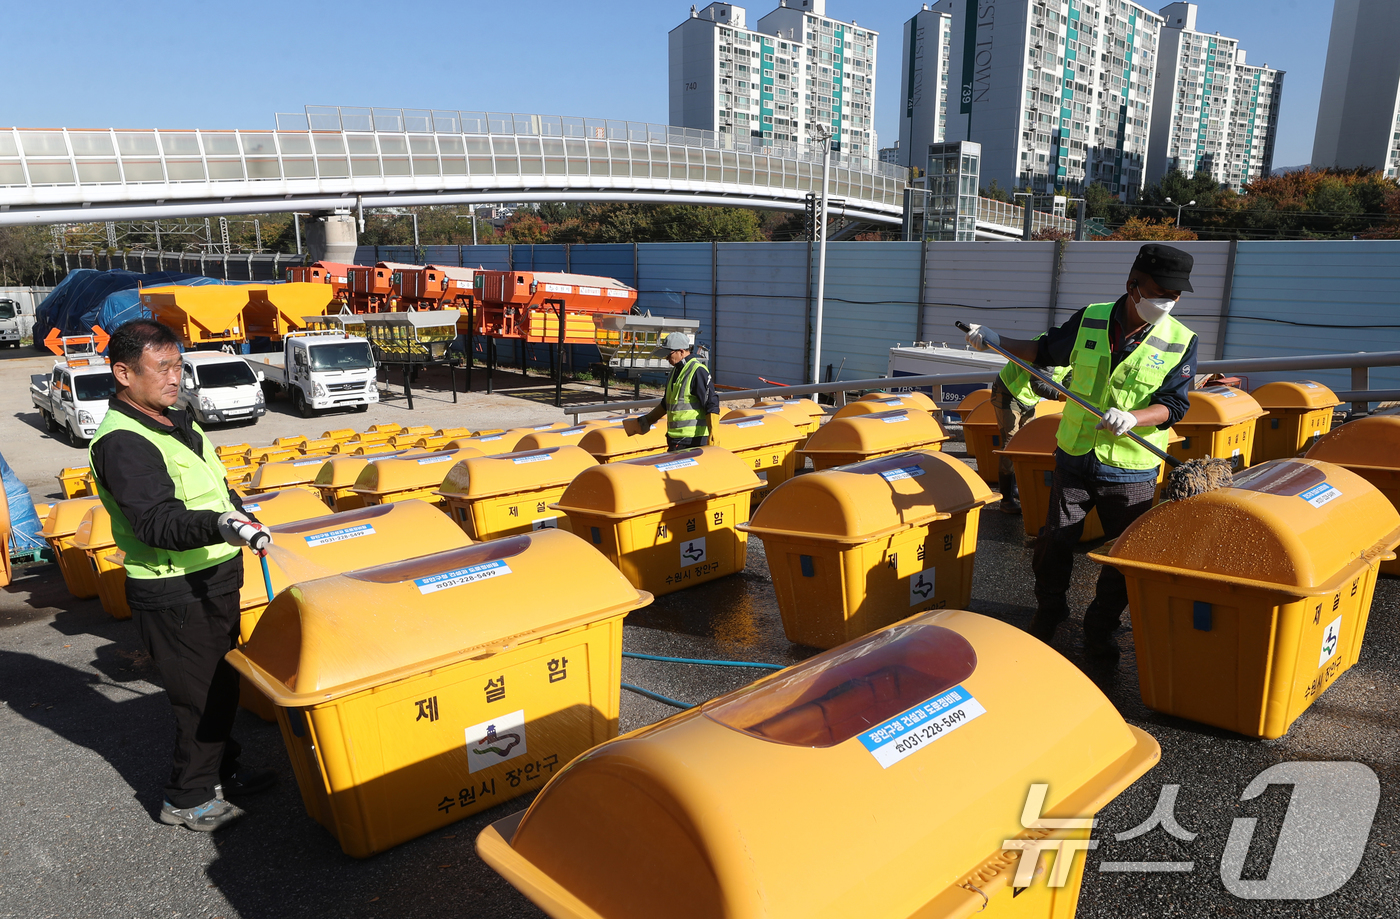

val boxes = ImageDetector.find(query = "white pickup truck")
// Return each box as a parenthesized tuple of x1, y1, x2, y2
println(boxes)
(177, 351, 267, 426)
(31, 359, 115, 446)
(244, 331, 378, 417)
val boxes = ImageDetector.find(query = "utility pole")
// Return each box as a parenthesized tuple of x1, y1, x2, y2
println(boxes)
(811, 124, 833, 385)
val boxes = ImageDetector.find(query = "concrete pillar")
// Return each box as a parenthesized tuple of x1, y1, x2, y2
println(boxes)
(306, 212, 358, 263)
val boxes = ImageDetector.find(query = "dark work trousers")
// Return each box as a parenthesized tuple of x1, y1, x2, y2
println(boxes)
(1031, 460, 1157, 634)
(132, 591, 243, 808)
(666, 434, 710, 451)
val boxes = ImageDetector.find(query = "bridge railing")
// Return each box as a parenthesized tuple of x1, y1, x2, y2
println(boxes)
(976, 197, 1078, 236)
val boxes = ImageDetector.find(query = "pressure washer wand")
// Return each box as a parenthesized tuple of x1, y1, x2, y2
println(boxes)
(953, 320, 1180, 468)
(260, 552, 275, 604)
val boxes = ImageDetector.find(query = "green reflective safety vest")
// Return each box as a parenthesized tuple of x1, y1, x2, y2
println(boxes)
(665, 356, 709, 440)
(997, 334, 1071, 406)
(1056, 301, 1196, 470)
(89, 408, 239, 580)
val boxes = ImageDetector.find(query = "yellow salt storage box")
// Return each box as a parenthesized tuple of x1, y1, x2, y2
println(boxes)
(725, 398, 824, 444)
(1250, 381, 1342, 464)
(313, 452, 409, 511)
(710, 413, 803, 507)
(321, 428, 356, 443)
(224, 465, 255, 489)
(799, 409, 950, 472)
(516, 424, 596, 452)
(345, 430, 394, 448)
(576, 422, 668, 464)
(42, 497, 103, 599)
(398, 424, 436, 438)
(57, 466, 93, 499)
(229, 529, 652, 858)
(998, 414, 1104, 542)
(1170, 385, 1265, 470)
(832, 390, 940, 420)
(349, 442, 401, 457)
(349, 448, 483, 506)
(216, 443, 251, 462)
(949, 386, 992, 422)
(298, 438, 337, 456)
(247, 455, 330, 494)
(436, 426, 472, 440)
(72, 505, 128, 620)
(554, 447, 762, 597)
(740, 452, 997, 649)
(437, 446, 599, 540)
(1090, 458, 1400, 739)
(1307, 414, 1400, 575)
(246, 445, 298, 466)
(238, 487, 331, 525)
(962, 398, 1064, 485)
(477, 608, 1160, 919)
(274, 435, 309, 449)
(236, 499, 473, 642)
(445, 429, 532, 456)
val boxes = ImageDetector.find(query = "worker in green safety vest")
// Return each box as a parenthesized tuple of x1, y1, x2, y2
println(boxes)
(89, 319, 277, 834)
(989, 344, 1070, 515)
(964, 244, 1199, 661)
(625, 332, 720, 450)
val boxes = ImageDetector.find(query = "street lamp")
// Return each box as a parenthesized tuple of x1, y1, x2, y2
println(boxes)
(1164, 196, 1195, 227)
(455, 210, 480, 246)
(811, 123, 834, 385)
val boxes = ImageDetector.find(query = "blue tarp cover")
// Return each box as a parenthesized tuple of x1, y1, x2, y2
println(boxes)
(33, 270, 222, 347)
(1, 452, 43, 552)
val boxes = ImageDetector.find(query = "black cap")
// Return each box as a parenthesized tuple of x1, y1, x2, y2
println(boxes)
(1131, 244, 1194, 293)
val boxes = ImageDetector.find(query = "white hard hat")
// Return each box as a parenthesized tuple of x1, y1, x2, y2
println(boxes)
(651, 332, 693, 356)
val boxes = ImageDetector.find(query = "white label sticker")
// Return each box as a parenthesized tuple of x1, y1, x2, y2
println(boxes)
(304, 524, 376, 547)
(293, 458, 324, 467)
(1303, 382, 1319, 389)
(577, 286, 601, 296)
(881, 414, 910, 424)
(735, 419, 764, 428)
(531, 516, 559, 531)
(543, 283, 572, 294)
(414, 559, 512, 594)
(560, 427, 585, 437)
(764, 406, 785, 413)
(858, 685, 985, 769)
(1299, 482, 1341, 508)
(511, 453, 552, 465)
(417, 454, 456, 465)
(606, 288, 630, 298)
(242, 503, 261, 513)
(479, 435, 503, 442)
(656, 457, 699, 472)
(879, 398, 903, 406)
(680, 537, 707, 565)
(909, 567, 936, 606)
(533, 424, 556, 430)
(880, 465, 926, 483)
(1319, 615, 1342, 667)
(466, 709, 527, 773)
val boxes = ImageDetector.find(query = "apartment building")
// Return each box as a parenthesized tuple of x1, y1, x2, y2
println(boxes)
(897, 4, 954, 168)
(1311, 0, 1400, 178)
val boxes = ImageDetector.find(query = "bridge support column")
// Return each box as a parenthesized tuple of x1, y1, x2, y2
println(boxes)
(306, 211, 357, 263)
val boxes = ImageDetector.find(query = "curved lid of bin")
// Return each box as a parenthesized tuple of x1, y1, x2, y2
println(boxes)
(1305, 414, 1400, 472)
(346, 442, 401, 457)
(445, 430, 531, 456)
(1252, 381, 1342, 412)
(765, 397, 826, 419)
(320, 428, 356, 442)
(238, 487, 331, 526)
(1179, 386, 1266, 426)
(299, 438, 338, 456)
(274, 435, 309, 448)
(722, 403, 820, 432)
(997, 413, 1179, 461)
(436, 426, 473, 440)
(516, 425, 597, 452)
(41, 496, 102, 539)
(800, 410, 949, 457)
(250, 455, 331, 492)
(349, 449, 483, 496)
(1095, 459, 1400, 595)
(577, 422, 669, 459)
(216, 443, 251, 458)
(246, 446, 296, 465)
(239, 499, 472, 612)
(314, 451, 411, 489)
(964, 398, 1063, 430)
(437, 446, 599, 501)
(232, 529, 651, 704)
(952, 387, 993, 415)
(484, 609, 1158, 919)
(398, 424, 436, 437)
(712, 413, 803, 451)
(859, 390, 940, 413)
(555, 446, 763, 518)
(73, 504, 114, 551)
(742, 451, 995, 544)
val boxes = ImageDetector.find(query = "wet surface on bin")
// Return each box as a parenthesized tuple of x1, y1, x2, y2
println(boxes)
(1, 428, 1398, 919)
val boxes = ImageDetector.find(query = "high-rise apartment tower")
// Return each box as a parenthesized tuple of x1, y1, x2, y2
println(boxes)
(1311, 0, 1400, 177)
(897, 5, 954, 168)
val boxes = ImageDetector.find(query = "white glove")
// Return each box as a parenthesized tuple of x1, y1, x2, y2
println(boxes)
(218, 511, 273, 556)
(1096, 408, 1138, 437)
(964, 324, 1000, 352)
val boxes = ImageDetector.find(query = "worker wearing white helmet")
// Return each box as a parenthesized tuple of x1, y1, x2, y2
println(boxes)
(624, 332, 720, 450)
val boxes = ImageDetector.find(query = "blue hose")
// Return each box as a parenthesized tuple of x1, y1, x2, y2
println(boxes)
(620, 682, 695, 710)
(622, 651, 785, 671)
(260, 553, 274, 604)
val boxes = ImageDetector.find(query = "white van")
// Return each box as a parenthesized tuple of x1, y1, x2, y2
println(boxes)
(177, 351, 266, 426)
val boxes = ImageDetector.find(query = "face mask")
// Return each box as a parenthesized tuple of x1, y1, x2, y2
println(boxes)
(1133, 288, 1177, 325)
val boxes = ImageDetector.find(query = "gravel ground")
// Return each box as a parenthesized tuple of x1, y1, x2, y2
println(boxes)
(0, 360, 1396, 918)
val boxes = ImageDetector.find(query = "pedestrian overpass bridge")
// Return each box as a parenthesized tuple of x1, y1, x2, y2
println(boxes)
(0, 106, 1070, 245)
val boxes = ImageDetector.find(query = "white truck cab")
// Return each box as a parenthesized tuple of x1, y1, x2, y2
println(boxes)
(245, 332, 378, 417)
(0, 297, 22, 348)
(30, 344, 114, 446)
(177, 351, 267, 426)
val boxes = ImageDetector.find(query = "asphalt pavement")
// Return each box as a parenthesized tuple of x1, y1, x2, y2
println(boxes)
(0, 397, 1396, 918)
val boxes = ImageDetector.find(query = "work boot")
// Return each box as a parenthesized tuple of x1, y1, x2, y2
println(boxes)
(216, 766, 277, 800)
(1081, 604, 1123, 662)
(998, 474, 1021, 515)
(1027, 602, 1068, 644)
(160, 797, 244, 833)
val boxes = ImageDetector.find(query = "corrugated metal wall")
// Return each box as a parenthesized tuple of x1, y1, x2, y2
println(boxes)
(340, 240, 1400, 393)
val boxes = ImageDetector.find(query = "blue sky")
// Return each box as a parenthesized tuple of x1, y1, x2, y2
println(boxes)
(6, 0, 1329, 168)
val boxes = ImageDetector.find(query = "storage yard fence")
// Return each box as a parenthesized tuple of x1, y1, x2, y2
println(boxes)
(65, 239, 1400, 396)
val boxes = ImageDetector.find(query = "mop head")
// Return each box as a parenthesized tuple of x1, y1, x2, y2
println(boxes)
(1160, 457, 1235, 503)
